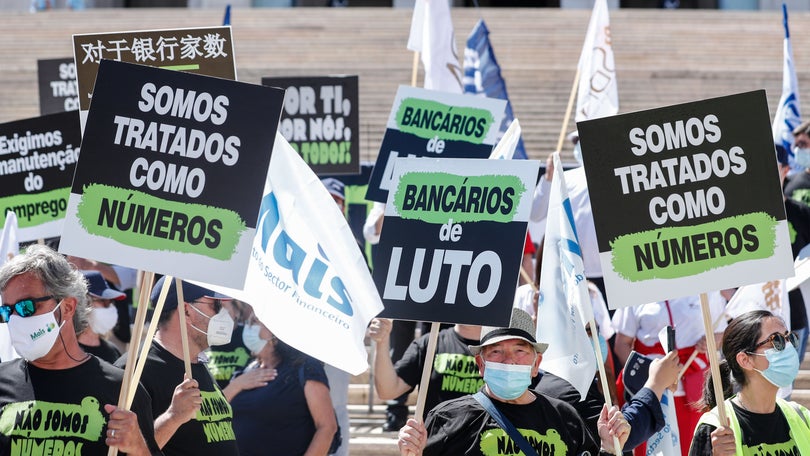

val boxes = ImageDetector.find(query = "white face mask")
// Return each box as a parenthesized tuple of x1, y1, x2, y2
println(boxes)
(88, 305, 118, 335)
(8, 302, 64, 361)
(242, 323, 268, 354)
(573, 142, 583, 166)
(189, 305, 234, 347)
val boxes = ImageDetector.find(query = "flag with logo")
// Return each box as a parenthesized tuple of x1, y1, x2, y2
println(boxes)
(407, 0, 462, 93)
(772, 3, 802, 169)
(536, 153, 596, 399)
(576, 0, 618, 122)
(202, 134, 383, 375)
(463, 19, 526, 159)
(0, 211, 19, 362)
(725, 280, 790, 327)
(645, 390, 681, 456)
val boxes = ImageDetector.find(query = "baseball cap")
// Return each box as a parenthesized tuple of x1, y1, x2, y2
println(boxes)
(321, 178, 345, 201)
(150, 276, 231, 313)
(84, 271, 126, 300)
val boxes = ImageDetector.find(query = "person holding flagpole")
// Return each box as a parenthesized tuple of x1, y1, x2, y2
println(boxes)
(689, 310, 810, 455)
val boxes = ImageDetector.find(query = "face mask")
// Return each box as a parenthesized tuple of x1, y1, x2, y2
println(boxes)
(793, 147, 810, 169)
(190, 306, 234, 347)
(573, 142, 583, 166)
(751, 343, 800, 388)
(591, 333, 609, 364)
(242, 323, 268, 354)
(8, 302, 63, 361)
(88, 305, 118, 335)
(483, 360, 533, 400)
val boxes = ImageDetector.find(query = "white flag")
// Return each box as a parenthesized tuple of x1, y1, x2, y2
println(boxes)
(575, 0, 618, 122)
(200, 134, 383, 375)
(772, 4, 802, 167)
(725, 280, 790, 328)
(645, 390, 681, 456)
(488, 119, 521, 160)
(0, 211, 19, 362)
(408, 0, 462, 93)
(536, 153, 596, 399)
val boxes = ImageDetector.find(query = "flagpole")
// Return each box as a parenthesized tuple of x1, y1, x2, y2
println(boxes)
(108, 271, 154, 456)
(589, 315, 621, 456)
(555, 67, 580, 154)
(411, 51, 420, 87)
(700, 292, 727, 425)
(407, 322, 440, 456)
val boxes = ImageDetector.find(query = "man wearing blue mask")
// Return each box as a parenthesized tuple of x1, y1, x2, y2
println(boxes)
(396, 308, 630, 456)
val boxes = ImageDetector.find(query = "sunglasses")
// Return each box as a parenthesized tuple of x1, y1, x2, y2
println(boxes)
(752, 331, 799, 352)
(0, 296, 54, 323)
(192, 299, 222, 314)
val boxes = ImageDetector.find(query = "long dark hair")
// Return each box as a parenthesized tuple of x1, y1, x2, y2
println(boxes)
(699, 310, 773, 411)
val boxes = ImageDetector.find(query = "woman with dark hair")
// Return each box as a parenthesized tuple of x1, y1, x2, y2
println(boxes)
(689, 310, 810, 455)
(228, 319, 337, 456)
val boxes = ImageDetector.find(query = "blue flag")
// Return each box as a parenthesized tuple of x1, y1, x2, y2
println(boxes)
(463, 19, 526, 160)
(772, 3, 802, 169)
(222, 4, 231, 26)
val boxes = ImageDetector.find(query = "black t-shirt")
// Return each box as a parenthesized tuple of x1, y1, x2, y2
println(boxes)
(785, 172, 810, 206)
(116, 343, 238, 456)
(0, 357, 160, 455)
(785, 198, 810, 329)
(80, 338, 123, 364)
(205, 325, 252, 389)
(395, 327, 483, 415)
(423, 390, 598, 456)
(690, 401, 797, 455)
(535, 371, 603, 443)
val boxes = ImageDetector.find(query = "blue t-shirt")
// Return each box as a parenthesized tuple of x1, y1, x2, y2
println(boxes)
(231, 355, 329, 456)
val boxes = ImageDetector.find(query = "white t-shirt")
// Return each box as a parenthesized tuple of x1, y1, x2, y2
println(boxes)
(612, 292, 728, 349)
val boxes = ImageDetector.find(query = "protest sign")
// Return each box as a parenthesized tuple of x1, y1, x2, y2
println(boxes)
(37, 58, 79, 115)
(577, 90, 794, 308)
(59, 60, 284, 289)
(262, 76, 359, 176)
(73, 26, 235, 126)
(0, 111, 81, 242)
(373, 157, 538, 326)
(365, 86, 507, 203)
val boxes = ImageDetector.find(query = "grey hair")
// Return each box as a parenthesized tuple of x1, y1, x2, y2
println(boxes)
(0, 245, 90, 333)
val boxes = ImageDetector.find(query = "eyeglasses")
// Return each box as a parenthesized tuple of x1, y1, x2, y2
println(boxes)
(192, 299, 222, 314)
(0, 296, 54, 323)
(752, 331, 799, 352)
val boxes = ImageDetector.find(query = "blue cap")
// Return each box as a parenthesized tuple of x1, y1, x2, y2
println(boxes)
(150, 276, 230, 314)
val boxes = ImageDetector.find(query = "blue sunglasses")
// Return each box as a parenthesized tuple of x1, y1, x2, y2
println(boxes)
(0, 296, 53, 323)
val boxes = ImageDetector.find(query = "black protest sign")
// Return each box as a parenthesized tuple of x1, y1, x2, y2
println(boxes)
(38, 58, 79, 115)
(262, 76, 359, 176)
(577, 90, 794, 308)
(0, 111, 81, 242)
(373, 157, 539, 326)
(59, 60, 285, 289)
(365, 86, 507, 203)
(73, 26, 236, 112)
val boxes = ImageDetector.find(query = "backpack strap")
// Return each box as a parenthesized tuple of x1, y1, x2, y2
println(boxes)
(472, 391, 538, 456)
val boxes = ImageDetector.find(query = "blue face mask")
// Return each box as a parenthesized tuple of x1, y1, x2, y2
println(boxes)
(751, 343, 800, 388)
(483, 361, 534, 400)
(793, 147, 810, 169)
(591, 333, 609, 364)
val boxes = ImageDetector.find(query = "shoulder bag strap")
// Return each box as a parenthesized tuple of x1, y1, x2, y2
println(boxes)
(472, 391, 538, 456)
